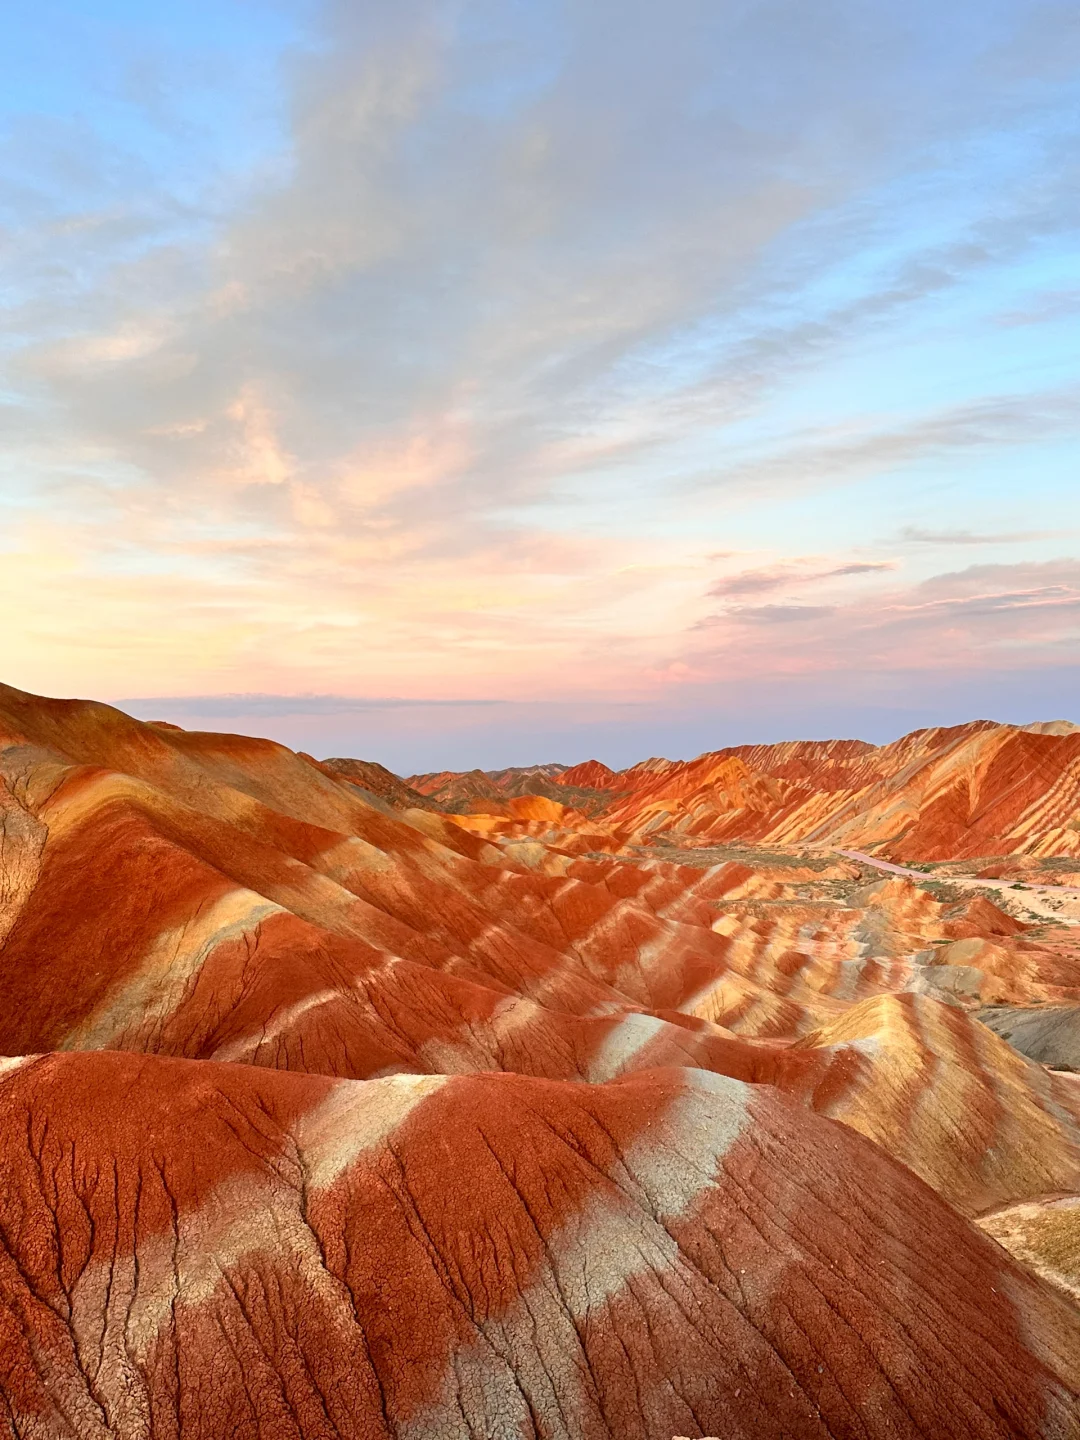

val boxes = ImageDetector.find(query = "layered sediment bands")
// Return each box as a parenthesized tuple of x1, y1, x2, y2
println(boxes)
(786, 993, 1080, 1215)
(419, 721, 1080, 860)
(3, 1052, 1080, 1440)
(315, 755, 435, 810)
(0, 775, 46, 950)
(4, 681, 1080, 1435)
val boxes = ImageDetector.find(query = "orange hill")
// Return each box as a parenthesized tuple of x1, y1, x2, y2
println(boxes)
(415, 720, 1080, 860)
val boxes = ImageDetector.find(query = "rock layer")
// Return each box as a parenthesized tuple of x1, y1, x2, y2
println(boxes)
(4, 1051, 1080, 1440)
(415, 721, 1080, 860)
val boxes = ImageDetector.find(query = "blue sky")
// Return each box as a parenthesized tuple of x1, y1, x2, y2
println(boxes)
(1, 0, 1078, 769)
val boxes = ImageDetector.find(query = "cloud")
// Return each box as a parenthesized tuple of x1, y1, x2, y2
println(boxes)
(997, 289, 1080, 328)
(11, 0, 1080, 538)
(708, 559, 895, 597)
(898, 525, 1060, 545)
(728, 604, 837, 624)
(120, 693, 509, 717)
(682, 559, 1080, 680)
(694, 385, 1080, 498)
(220, 385, 294, 487)
(887, 582, 1080, 617)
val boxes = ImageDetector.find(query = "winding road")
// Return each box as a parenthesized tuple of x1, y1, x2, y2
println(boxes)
(834, 848, 1080, 927)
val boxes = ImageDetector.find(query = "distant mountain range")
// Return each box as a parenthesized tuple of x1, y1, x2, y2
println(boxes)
(400, 719, 1080, 860)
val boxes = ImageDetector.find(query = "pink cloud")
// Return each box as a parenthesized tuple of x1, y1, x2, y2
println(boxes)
(682, 560, 1080, 683)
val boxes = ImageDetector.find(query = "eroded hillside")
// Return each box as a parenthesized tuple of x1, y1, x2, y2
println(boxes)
(409, 720, 1080, 860)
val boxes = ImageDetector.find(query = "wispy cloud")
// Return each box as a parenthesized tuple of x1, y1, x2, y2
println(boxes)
(685, 560, 1080, 678)
(708, 559, 895, 598)
(898, 525, 1060, 545)
(121, 693, 509, 717)
(727, 604, 837, 625)
(997, 289, 1080, 328)
(887, 582, 1080, 617)
(694, 385, 1080, 498)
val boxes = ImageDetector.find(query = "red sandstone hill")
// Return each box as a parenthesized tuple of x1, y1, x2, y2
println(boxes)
(415, 720, 1080, 861)
(408, 761, 617, 817)
(3, 681, 1080, 1436)
(410, 761, 571, 796)
(314, 753, 435, 809)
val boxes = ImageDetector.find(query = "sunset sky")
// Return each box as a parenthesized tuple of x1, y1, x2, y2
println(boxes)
(2, 0, 1078, 769)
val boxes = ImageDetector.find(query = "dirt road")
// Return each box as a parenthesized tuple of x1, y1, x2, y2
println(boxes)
(833, 848, 1080, 927)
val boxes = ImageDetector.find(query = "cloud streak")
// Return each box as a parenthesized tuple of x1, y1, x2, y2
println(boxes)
(898, 526, 1062, 545)
(693, 385, 1080, 499)
(687, 560, 1080, 678)
(121, 693, 510, 717)
(708, 560, 896, 598)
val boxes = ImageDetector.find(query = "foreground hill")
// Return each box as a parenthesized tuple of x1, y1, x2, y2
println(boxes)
(410, 719, 1080, 860)
(2, 682, 1080, 1437)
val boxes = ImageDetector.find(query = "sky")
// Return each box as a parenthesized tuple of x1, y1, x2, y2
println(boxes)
(1, 0, 1078, 771)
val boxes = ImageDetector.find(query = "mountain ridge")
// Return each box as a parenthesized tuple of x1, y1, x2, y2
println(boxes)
(398, 718, 1080, 861)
